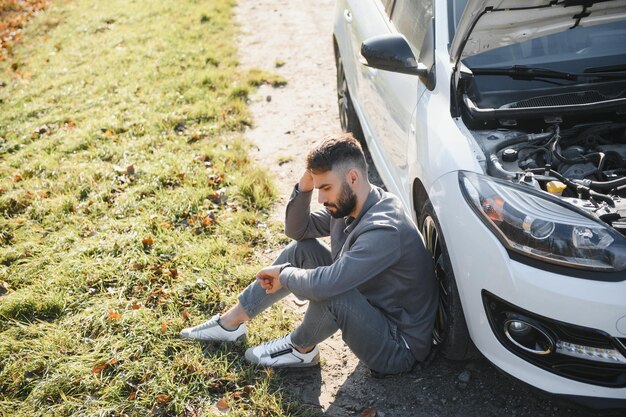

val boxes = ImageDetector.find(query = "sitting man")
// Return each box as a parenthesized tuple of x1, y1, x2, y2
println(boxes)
(180, 133, 438, 375)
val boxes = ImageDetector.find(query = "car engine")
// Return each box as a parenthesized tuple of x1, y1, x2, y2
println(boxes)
(471, 123, 626, 237)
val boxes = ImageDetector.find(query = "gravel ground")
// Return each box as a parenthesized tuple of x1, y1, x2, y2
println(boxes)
(235, 1, 621, 416)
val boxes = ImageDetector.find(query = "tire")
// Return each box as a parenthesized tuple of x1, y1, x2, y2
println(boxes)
(418, 200, 479, 360)
(335, 54, 364, 143)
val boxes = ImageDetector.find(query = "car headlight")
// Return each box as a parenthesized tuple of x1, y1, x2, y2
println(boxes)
(459, 171, 626, 271)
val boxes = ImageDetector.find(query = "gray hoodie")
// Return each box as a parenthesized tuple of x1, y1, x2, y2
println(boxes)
(279, 184, 438, 361)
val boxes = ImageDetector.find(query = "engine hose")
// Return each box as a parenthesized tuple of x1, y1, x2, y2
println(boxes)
(587, 189, 615, 206)
(484, 130, 556, 179)
(572, 176, 626, 191)
(489, 130, 555, 155)
(526, 168, 615, 205)
(488, 153, 517, 180)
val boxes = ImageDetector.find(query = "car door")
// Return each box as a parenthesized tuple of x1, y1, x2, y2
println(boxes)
(338, 0, 393, 124)
(365, 0, 433, 197)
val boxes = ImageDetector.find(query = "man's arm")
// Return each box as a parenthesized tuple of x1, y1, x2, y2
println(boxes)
(284, 170, 331, 240)
(279, 224, 402, 301)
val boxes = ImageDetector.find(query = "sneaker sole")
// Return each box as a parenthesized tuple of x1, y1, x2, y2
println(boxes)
(179, 333, 247, 344)
(246, 353, 320, 368)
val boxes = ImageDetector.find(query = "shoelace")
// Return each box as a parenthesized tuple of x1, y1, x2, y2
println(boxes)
(262, 335, 292, 354)
(194, 317, 220, 331)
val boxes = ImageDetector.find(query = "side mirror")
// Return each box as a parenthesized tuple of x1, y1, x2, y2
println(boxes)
(361, 34, 428, 77)
(360, 20, 436, 91)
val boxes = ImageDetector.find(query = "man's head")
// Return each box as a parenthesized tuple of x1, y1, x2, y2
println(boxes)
(306, 133, 370, 219)
(306, 133, 368, 176)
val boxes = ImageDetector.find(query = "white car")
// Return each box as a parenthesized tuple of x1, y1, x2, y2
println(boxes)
(334, 0, 626, 409)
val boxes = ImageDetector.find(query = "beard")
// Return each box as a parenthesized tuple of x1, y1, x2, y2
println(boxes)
(324, 180, 357, 219)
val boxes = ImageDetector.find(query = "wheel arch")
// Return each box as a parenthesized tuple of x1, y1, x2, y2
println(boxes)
(412, 177, 429, 224)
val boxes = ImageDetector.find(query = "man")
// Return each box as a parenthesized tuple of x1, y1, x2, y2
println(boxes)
(180, 133, 438, 375)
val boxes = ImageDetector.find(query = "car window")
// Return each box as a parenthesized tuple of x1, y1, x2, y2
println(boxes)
(390, 0, 433, 54)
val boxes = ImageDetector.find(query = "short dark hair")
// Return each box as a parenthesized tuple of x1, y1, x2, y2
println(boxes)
(306, 133, 368, 175)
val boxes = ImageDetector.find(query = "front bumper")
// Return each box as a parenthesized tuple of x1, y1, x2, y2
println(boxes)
(429, 170, 626, 407)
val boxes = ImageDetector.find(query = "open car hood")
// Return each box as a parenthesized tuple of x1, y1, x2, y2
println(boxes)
(449, 0, 626, 63)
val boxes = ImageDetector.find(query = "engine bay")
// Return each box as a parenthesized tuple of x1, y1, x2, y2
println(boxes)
(471, 122, 626, 237)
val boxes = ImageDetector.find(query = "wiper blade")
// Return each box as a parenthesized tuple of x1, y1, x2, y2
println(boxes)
(470, 65, 578, 80)
(471, 65, 626, 81)
(584, 64, 626, 73)
(583, 64, 626, 78)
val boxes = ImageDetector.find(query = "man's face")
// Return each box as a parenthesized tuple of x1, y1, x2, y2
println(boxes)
(311, 169, 357, 219)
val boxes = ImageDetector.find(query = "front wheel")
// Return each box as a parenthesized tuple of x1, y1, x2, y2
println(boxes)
(419, 201, 478, 360)
(335, 54, 364, 143)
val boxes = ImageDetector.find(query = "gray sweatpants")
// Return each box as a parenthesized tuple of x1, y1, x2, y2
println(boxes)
(238, 239, 416, 374)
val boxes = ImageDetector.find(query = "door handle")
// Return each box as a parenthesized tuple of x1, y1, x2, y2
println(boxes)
(344, 9, 352, 23)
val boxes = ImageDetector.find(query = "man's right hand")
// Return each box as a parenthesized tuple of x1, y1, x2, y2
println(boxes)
(298, 170, 314, 192)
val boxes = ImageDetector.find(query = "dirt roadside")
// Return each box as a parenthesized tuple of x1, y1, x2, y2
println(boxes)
(234, 1, 610, 416)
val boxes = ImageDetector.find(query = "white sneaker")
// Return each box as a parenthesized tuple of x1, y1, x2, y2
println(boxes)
(245, 334, 319, 368)
(180, 314, 247, 342)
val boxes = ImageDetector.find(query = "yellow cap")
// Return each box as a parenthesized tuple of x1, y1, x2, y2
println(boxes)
(546, 181, 567, 195)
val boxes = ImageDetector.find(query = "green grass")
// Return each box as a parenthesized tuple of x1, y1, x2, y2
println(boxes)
(0, 1, 314, 415)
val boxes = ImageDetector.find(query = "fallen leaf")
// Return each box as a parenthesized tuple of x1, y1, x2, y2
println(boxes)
(131, 303, 141, 310)
(181, 310, 190, 320)
(142, 237, 154, 246)
(128, 391, 136, 401)
(107, 358, 117, 366)
(108, 309, 121, 320)
(169, 269, 178, 279)
(360, 408, 377, 417)
(156, 393, 171, 404)
(11, 173, 23, 182)
(203, 214, 215, 226)
(103, 129, 114, 138)
(216, 397, 229, 412)
(161, 320, 167, 333)
(92, 364, 107, 374)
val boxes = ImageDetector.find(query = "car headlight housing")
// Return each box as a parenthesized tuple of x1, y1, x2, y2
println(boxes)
(459, 171, 626, 271)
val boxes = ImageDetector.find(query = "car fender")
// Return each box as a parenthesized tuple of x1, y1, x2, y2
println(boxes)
(407, 51, 484, 218)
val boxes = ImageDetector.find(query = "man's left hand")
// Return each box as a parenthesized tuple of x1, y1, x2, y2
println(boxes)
(256, 265, 283, 294)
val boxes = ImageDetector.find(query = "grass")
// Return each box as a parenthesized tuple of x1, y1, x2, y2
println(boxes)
(0, 0, 316, 416)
